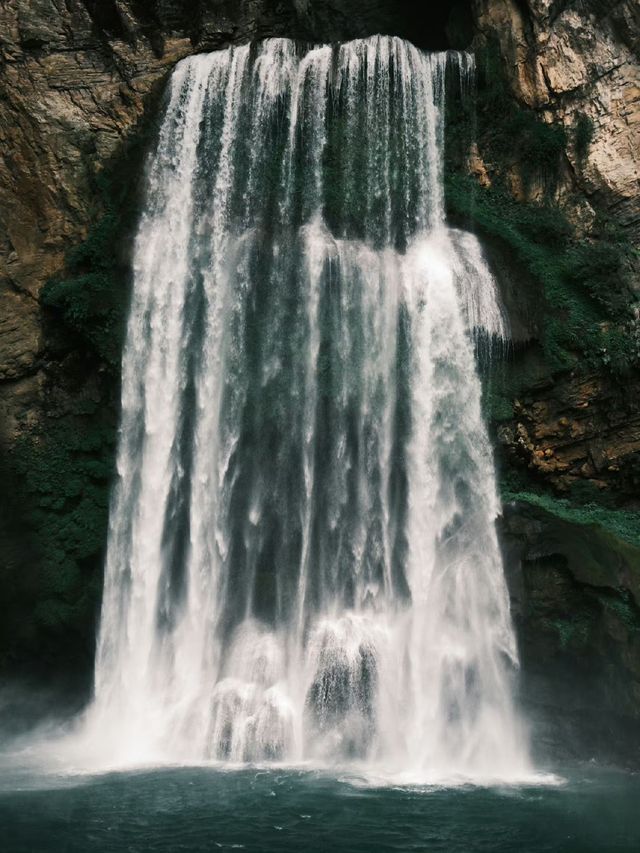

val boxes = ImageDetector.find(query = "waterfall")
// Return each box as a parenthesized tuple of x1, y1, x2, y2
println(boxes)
(89, 36, 530, 780)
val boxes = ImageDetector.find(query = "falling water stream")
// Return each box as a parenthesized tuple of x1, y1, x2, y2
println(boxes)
(87, 36, 530, 781)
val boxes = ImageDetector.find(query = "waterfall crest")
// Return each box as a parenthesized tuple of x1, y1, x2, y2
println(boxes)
(90, 36, 530, 780)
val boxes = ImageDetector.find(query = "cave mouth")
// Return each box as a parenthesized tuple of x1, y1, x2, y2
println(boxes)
(387, 0, 475, 51)
(83, 1, 475, 53)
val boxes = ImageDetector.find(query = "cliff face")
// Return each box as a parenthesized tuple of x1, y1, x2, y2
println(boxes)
(0, 2, 185, 429)
(465, 1, 640, 758)
(475, 0, 639, 236)
(468, 0, 640, 500)
(4, 2, 635, 485)
(0, 0, 639, 756)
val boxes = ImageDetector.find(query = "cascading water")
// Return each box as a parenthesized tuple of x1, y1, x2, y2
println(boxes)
(88, 36, 530, 780)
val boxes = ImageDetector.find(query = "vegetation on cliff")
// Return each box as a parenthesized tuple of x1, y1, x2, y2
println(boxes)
(0, 109, 160, 680)
(444, 40, 640, 554)
(446, 40, 638, 377)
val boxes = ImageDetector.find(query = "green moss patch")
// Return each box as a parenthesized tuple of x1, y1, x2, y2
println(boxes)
(503, 488, 640, 550)
(0, 413, 116, 675)
(447, 174, 636, 375)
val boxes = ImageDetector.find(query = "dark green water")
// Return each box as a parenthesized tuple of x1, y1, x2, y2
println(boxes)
(1, 766, 638, 853)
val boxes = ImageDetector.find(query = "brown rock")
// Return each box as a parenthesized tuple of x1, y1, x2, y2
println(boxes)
(475, 0, 640, 242)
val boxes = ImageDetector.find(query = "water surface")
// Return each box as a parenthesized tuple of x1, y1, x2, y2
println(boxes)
(1, 765, 638, 853)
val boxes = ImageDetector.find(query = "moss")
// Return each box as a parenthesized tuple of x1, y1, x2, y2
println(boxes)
(446, 38, 567, 191)
(447, 173, 636, 377)
(445, 36, 637, 380)
(42, 221, 127, 369)
(0, 411, 117, 674)
(600, 590, 640, 633)
(41, 215, 127, 366)
(503, 110, 567, 188)
(542, 616, 591, 652)
(484, 388, 514, 423)
(2, 482, 103, 671)
(502, 488, 640, 549)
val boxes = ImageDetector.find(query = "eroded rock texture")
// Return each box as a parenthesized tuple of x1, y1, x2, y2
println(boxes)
(0, 2, 182, 439)
(498, 372, 640, 498)
(467, 0, 640, 506)
(475, 0, 640, 237)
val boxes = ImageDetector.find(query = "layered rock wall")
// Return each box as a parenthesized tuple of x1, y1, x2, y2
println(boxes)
(465, 0, 640, 504)
(0, 0, 639, 757)
(475, 0, 640, 238)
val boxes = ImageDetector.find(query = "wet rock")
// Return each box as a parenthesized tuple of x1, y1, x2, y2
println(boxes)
(498, 371, 640, 499)
(500, 501, 640, 765)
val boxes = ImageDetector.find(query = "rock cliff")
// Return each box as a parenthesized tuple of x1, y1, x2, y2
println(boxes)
(475, 0, 639, 237)
(461, 1, 640, 758)
(466, 0, 640, 501)
(0, 0, 639, 759)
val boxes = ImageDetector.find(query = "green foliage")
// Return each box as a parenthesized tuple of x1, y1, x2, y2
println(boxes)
(503, 108, 567, 185)
(41, 104, 159, 369)
(502, 488, 640, 549)
(446, 38, 567, 190)
(482, 382, 514, 423)
(599, 589, 640, 633)
(443, 35, 639, 594)
(542, 616, 591, 652)
(445, 37, 636, 380)
(564, 222, 630, 312)
(446, 173, 636, 375)
(574, 113, 595, 164)
(42, 204, 131, 367)
(0, 411, 116, 674)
